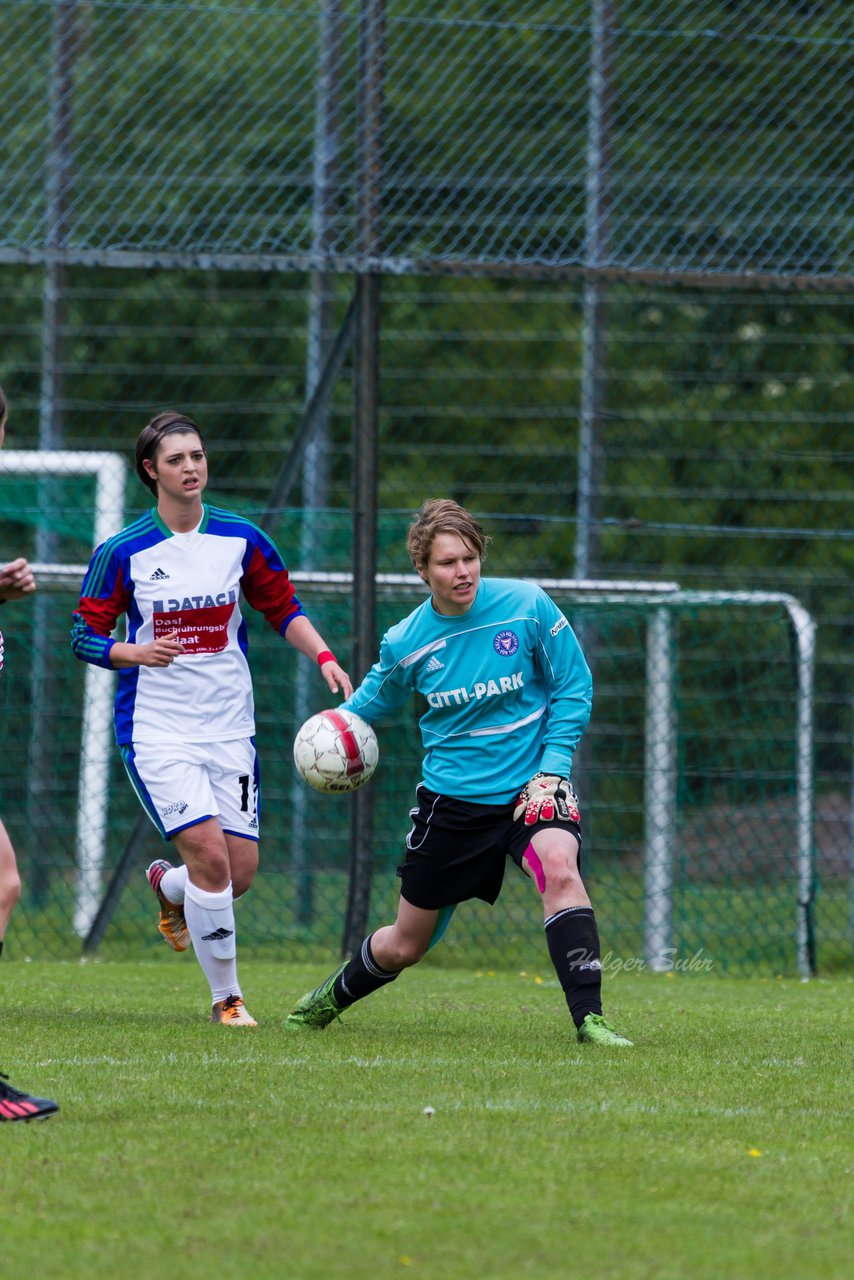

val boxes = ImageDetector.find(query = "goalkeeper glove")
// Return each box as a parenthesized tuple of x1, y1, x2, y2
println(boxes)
(513, 772, 580, 826)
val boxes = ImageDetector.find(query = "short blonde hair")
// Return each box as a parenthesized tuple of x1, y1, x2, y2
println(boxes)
(406, 499, 489, 574)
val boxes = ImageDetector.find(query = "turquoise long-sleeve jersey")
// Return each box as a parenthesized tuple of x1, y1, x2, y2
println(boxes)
(343, 577, 592, 804)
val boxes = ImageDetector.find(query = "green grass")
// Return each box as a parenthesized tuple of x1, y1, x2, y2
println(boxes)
(2, 960, 852, 1280)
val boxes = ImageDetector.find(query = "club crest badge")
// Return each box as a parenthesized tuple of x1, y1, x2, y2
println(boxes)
(493, 629, 519, 656)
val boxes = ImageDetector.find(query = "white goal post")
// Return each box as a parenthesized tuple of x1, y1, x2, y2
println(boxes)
(0, 450, 127, 936)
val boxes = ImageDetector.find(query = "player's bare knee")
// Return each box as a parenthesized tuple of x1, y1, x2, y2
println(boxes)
(176, 831, 230, 884)
(231, 866, 257, 898)
(0, 871, 21, 914)
(388, 935, 429, 968)
(183, 853, 230, 892)
(538, 847, 581, 894)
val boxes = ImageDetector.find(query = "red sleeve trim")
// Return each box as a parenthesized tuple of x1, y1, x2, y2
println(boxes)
(76, 570, 130, 635)
(241, 544, 302, 633)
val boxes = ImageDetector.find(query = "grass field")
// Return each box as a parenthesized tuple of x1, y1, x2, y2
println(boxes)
(2, 958, 851, 1280)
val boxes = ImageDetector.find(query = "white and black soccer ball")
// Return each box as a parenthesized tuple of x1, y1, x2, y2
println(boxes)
(293, 708, 379, 794)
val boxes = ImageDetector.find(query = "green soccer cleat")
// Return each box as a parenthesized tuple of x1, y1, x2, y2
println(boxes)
(576, 1013, 633, 1047)
(286, 962, 347, 1030)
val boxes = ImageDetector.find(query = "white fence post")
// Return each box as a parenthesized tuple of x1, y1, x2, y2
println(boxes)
(644, 606, 676, 970)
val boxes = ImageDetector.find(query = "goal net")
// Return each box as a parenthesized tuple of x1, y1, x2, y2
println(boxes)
(0, 530, 818, 975)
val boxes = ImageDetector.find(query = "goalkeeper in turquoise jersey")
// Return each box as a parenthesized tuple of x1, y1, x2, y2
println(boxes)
(287, 498, 632, 1047)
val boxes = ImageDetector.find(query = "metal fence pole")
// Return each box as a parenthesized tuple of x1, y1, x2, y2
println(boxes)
(573, 0, 615, 583)
(28, 0, 76, 903)
(343, 0, 385, 956)
(291, 0, 346, 925)
(788, 601, 817, 977)
(644, 606, 676, 969)
(572, 0, 616, 817)
(850, 698, 854, 953)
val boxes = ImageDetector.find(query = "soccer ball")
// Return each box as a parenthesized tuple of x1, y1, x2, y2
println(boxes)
(293, 708, 379, 794)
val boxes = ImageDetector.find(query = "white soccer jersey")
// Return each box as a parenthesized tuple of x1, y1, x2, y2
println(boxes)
(72, 505, 304, 745)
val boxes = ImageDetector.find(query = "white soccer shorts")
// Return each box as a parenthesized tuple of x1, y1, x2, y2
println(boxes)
(120, 737, 260, 841)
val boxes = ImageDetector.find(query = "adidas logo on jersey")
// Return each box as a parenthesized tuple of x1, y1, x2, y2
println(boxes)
(424, 655, 444, 673)
(150, 567, 170, 581)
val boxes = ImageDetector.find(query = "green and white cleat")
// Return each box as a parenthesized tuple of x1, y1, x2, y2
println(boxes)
(286, 962, 347, 1030)
(576, 1013, 633, 1047)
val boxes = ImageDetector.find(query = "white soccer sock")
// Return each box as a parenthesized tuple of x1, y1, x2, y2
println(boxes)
(183, 879, 242, 1005)
(160, 863, 188, 904)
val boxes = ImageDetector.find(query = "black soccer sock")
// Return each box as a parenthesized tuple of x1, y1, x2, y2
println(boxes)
(333, 933, 402, 1009)
(0, 939, 4, 960)
(545, 906, 603, 1028)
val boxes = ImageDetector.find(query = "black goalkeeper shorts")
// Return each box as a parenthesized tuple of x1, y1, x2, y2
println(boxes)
(397, 784, 583, 912)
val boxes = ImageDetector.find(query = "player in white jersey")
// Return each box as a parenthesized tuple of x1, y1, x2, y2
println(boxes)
(0, 386, 59, 1120)
(72, 410, 352, 1027)
(287, 499, 632, 1047)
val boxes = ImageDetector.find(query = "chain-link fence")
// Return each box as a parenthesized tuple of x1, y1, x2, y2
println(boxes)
(0, 573, 822, 976)
(1, 1, 852, 974)
(1, 1, 850, 283)
(1, 273, 852, 974)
